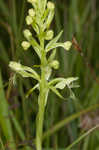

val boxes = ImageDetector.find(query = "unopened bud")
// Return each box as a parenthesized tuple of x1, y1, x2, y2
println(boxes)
(63, 41, 72, 51)
(47, 2, 55, 10)
(23, 29, 32, 40)
(28, 8, 35, 17)
(45, 30, 54, 40)
(26, 15, 33, 25)
(50, 60, 59, 69)
(21, 41, 31, 50)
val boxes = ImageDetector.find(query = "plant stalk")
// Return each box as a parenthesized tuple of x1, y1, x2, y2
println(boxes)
(36, 38, 47, 150)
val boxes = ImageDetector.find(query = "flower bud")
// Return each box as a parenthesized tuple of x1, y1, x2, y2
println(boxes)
(26, 15, 33, 25)
(21, 41, 31, 50)
(9, 61, 22, 72)
(63, 41, 72, 51)
(47, 2, 55, 10)
(50, 60, 59, 69)
(45, 30, 54, 40)
(28, 8, 35, 17)
(23, 29, 32, 40)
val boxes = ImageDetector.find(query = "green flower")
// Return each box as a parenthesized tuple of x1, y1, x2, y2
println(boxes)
(50, 60, 59, 69)
(63, 41, 72, 51)
(9, 61, 22, 71)
(47, 1, 55, 10)
(28, 8, 35, 17)
(45, 30, 54, 40)
(26, 15, 33, 25)
(23, 29, 32, 40)
(21, 41, 31, 50)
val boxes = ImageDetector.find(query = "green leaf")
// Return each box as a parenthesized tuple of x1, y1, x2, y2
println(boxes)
(42, 104, 99, 141)
(0, 136, 5, 150)
(23, 29, 41, 58)
(43, 9, 54, 30)
(45, 66, 52, 80)
(44, 89, 49, 106)
(42, 8, 49, 23)
(10, 111, 31, 150)
(0, 0, 10, 19)
(42, 0, 47, 14)
(65, 124, 99, 150)
(45, 30, 63, 52)
(0, 70, 16, 149)
(48, 49, 56, 62)
(29, 36, 41, 58)
(0, 41, 9, 64)
(32, 22, 39, 34)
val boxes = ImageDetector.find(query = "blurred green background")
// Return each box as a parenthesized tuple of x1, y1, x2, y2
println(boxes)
(0, 0, 99, 149)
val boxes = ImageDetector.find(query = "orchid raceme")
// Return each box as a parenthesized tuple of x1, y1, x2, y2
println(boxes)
(9, 0, 78, 150)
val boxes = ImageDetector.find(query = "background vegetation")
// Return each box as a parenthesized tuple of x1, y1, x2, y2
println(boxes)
(0, 0, 99, 149)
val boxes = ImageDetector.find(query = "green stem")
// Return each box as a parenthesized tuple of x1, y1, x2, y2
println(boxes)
(36, 87, 46, 150)
(36, 38, 47, 150)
